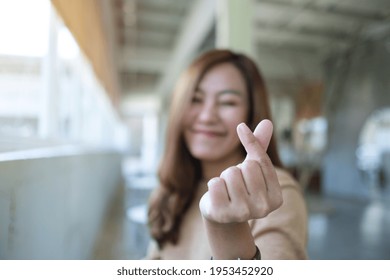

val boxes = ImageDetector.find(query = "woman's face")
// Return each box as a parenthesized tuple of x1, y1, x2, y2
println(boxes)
(183, 62, 249, 163)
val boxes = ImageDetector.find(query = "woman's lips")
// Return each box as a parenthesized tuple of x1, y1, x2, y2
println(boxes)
(192, 129, 225, 137)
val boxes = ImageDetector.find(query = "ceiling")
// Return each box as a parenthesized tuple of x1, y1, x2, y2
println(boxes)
(110, 0, 390, 99)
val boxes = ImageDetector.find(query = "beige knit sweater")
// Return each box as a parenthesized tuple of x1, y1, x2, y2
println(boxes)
(145, 168, 308, 260)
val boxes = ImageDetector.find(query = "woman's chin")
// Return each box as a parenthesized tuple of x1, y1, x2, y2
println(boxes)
(191, 151, 221, 162)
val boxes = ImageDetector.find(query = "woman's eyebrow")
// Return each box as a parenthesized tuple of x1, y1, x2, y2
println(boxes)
(218, 89, 243, 96)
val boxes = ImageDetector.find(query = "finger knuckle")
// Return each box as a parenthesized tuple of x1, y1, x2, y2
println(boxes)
(254, 200, 271, 217)
(220, 166, 240, 179)
(217, 211, 238, 224)
(205, 206, 225, 223)
(232, 205, 251, 221)
(242, 159, 259, 170)
(259, 156, 272, 168)
(254, 195, 283, 217)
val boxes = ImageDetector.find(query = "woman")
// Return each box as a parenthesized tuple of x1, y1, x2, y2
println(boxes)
(147, 49, 307, 259)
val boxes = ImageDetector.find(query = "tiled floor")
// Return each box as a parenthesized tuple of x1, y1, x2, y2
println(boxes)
(92, 184, 151, 260)
(306, 193, 390, 259)
(93, 179, 390, 260)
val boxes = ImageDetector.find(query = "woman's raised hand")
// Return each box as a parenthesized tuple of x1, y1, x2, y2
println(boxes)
(199, 120, 283, 223)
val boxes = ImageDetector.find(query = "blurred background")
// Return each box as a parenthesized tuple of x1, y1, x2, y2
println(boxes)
(0, 0, 389, 260)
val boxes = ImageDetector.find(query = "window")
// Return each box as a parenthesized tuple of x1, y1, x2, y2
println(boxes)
(0, 0, 127, 153)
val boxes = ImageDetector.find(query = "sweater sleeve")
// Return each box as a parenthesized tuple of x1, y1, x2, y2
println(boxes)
(249, 168, 308, 259)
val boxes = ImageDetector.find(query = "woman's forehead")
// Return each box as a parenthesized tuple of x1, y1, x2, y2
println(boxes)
(198, 63, 247, 90)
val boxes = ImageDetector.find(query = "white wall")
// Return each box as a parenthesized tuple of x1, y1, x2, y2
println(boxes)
(0, 149, 122, 259)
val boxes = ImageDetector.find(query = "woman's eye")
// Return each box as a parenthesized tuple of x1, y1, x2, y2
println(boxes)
(219, 100, 238, 106)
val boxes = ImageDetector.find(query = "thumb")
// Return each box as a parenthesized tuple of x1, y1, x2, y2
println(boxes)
(253, 119, 273, 150)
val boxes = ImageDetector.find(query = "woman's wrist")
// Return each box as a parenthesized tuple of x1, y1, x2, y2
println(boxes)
(203, 217, 258, 260)
(211, 245, 261, 260)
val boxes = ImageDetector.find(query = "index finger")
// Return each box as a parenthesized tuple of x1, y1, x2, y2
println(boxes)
(237, 122, 268, 161)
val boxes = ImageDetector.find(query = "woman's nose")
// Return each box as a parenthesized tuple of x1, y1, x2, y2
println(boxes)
(197, 101, 218, 122)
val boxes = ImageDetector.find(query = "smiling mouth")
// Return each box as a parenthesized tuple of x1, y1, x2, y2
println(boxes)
(192, 129, 226, 137)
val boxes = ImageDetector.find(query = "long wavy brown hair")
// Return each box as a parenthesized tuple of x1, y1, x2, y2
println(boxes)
(148, 49, 283, 248)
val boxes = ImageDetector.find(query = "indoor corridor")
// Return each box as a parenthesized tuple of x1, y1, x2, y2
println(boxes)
(92, 169, 390, 260)
(1, 0, 390, 262)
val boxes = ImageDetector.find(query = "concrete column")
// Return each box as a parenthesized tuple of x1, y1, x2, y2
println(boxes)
(322, 38, 390, 200)
(216, 0, 254, 56)
(141, 114, 159, 174)
(39, 6, 60, 138)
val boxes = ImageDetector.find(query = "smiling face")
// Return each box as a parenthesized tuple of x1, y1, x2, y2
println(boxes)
(183, 62, 249, 165)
